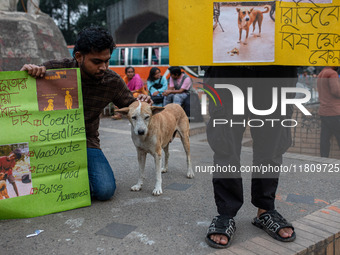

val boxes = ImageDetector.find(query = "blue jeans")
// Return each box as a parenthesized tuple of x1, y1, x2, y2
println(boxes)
(163, 93, 188, 105)
(87, 148, 116, 200)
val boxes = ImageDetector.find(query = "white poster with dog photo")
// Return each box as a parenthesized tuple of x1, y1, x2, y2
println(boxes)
(213, 1, 275, 63)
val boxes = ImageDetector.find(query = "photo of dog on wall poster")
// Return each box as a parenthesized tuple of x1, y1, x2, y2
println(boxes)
(213, 1, 275, 63)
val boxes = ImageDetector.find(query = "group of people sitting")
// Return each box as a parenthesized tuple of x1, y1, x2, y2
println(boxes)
(147, 66, 193, 107)
(112, 66, 192, 120)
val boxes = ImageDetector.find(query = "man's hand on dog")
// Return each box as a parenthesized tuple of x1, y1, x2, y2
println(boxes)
(20, 64, 46, 78)
(137, 94, 153, 105)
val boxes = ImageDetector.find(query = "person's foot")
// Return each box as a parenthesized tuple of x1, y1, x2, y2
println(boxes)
(206, 216, 235, 248)
(257, 208, 294, 239)
(209, 234, 229, 245)
(208, 209, 295, 247)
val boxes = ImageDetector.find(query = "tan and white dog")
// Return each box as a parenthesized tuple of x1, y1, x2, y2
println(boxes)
(116, 101, 194, 195)
(237, 5, 270, 44)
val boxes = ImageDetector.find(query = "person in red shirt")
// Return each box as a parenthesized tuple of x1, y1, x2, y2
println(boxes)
(0, 149, 22, 197)
(317, 66, 340, 157)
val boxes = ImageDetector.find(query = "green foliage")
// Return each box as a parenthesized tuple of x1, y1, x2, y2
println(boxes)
(17, 0, 168, 44)
(18, 0, 120, 44)
(74, 0, 115, 34)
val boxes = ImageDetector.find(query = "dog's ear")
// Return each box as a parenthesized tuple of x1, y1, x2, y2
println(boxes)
(115, 107, 130, 116)
(250, 7, 254, 12)
(236, 7, 240, 12)
(151, 106, 165, 115)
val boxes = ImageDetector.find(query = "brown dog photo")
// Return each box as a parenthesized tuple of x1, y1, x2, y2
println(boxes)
(213, 1, 275, 63)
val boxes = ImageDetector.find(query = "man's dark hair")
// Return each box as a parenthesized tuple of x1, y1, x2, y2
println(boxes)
(148, 67, 161, 81)
(11, 149, 22, 160)
(168, 66, 182, 76)
(73, 26, 116, 58)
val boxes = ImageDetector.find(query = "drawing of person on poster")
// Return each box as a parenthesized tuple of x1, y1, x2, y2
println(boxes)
(0, 144, 32, 198)
(213, 1, 275, 63)
(65, 90, 73, 109)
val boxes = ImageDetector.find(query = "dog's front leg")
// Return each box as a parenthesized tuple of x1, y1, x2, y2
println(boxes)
(244, 28, 249, 45)
(152, 152, 163, 196)
(161, 144, 169, 173)
(238, 28, 242, 43)
(131, 149, 147, 191)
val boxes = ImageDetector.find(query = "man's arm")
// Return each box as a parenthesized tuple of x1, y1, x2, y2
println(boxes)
(163, 88, 186, 96)
(180, 76, 192, 91)
(21, 59, 75, 78)
(329, 79, 340, 98)
(328, 71, 340, 98)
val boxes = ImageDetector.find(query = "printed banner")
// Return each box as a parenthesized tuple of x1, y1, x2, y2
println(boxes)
(169, 0, 340, 66)
(0, 69, 91, 219)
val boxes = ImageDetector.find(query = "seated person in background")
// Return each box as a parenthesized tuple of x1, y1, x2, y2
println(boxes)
(163, 66, 192, 106)
(147, 67, 168, 107)
(112, 66, 146, 120)
(124, 66, 147, 98)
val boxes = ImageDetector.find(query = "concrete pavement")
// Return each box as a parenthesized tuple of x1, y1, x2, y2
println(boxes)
(1, 117, 339, 255)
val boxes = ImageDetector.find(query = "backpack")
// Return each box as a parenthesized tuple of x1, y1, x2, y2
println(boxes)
(151, 76, 163, 90)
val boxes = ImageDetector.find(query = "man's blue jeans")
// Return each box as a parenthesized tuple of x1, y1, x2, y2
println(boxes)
(87, 148, 116, 200)
(163, 93, 188, 105)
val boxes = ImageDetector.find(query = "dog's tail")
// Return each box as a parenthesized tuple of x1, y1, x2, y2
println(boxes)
(262, 5, 270, 14)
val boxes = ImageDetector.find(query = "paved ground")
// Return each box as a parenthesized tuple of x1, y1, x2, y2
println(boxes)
(1, 117, 340, 255)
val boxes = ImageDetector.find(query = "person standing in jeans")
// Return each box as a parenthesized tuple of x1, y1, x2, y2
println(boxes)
(317, 66, 340, 157)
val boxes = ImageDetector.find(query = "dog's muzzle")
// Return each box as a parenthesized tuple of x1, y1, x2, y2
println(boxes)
(137, 129, 145, 135)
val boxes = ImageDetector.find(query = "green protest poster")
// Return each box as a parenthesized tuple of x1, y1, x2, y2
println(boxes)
(0, 68, 91, 219)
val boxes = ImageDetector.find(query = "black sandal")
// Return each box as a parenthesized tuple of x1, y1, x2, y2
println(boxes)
(252, 210, 296, 242)
(205, 215, 236, 249)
